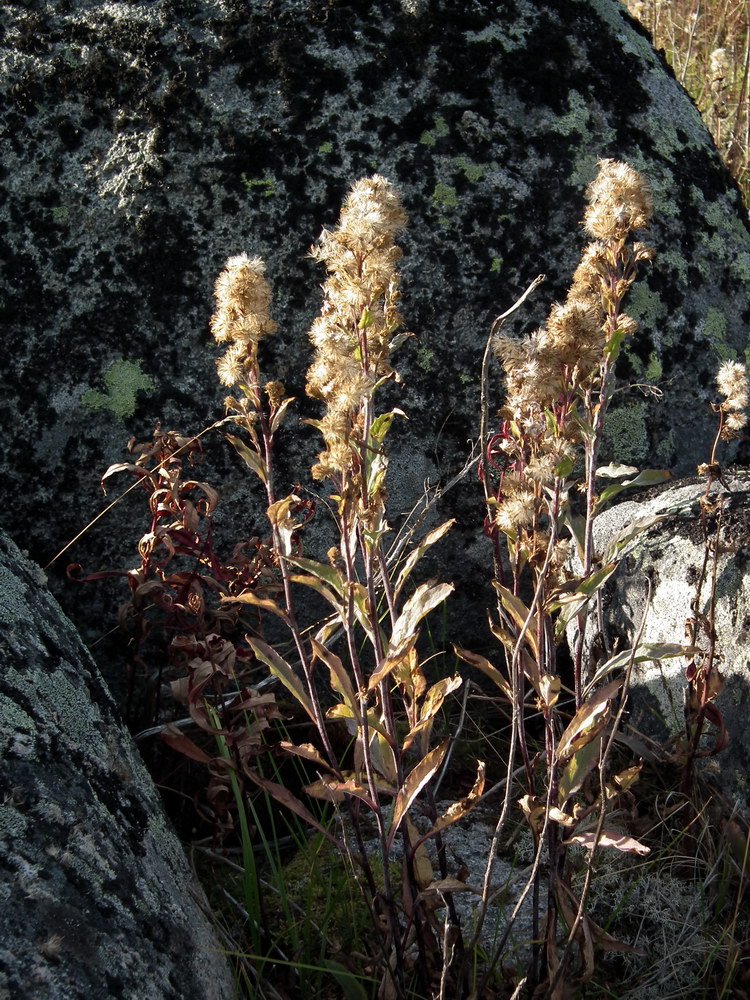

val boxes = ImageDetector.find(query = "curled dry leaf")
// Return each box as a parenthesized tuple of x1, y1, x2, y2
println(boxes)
(564, 829, 650, 855)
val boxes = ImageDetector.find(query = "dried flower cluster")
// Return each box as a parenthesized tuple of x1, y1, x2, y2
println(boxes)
(491, 159, 653, 555)
(306, 175, 407, 483)
(715, 359, 748, 438)
(210, 254, 277, 387)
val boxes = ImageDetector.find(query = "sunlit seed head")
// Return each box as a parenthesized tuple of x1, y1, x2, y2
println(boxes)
(216, 342, 248, 387)
(583, 159, 653, 240)
(716, 360, 748, 402)
(210, 254, 277, 348)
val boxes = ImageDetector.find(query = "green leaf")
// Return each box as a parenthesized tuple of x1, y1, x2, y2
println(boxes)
(598, 468, 671, 507)
(602, 512, 667, 563)
(596, 463, 640, 479)
(604, 325, 627, 361)
(286, 556, 345, 597)
(320, 960, 370, 1000)
(551, 562, 620, 625)
(369, 408, 406, 447)
(584, 642, 699, 694)
(225, 433, 268, 484)
(246, 637, 316, 724)
(554, 454, 575, 480)
(311, 638, 358, 715)
(558, 734, 602, 806)
(388, 580, 454, 658)
(288, 574, 345, 619)
(270, 396, 295, 434)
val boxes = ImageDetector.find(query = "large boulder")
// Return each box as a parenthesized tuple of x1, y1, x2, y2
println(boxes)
(571, 470, 750, 810)
(0, 530, 234, 1000)
(2, 0, 749, 688)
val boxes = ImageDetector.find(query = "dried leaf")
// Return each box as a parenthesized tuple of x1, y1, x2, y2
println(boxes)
(160, 725, 212, 764)
(406, 816, 433, 890)
(220, 590, 290, 624)
(549, 807, 576, 827)
(425, 760, 486, 839)
(388, 740, 449, 848)
(270, 396, 295, 434)
(452, 645, 512, 700)
(266, 494, 302, 556)
(492, 583, 539, 661)
(249, 770, 346, 850)
(393, 519, 455, 601)
(556, 679, 621, 764)
(539, 673, 561, 709)
(595, 463, 640, 478)
(387, 581, 455, 660)
(278, 741, 334, 772)
(518, 793, 546, 833)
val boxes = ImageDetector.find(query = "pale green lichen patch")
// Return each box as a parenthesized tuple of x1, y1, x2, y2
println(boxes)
(240, 173, 276, 197)
(317, 141, 333, 154)
(645, 352, 663, 381)
(602, 400, 650, 465)
(432, 183, 458, 209)
(702, 307, 732, 360)
(416, 346, 436, 371)
(626, 285, 667, 333)
(490, 256, 502, 273)
(419, 115, 449, 147)
(454, 156, 484, 182)
(81, 359, 154, 419)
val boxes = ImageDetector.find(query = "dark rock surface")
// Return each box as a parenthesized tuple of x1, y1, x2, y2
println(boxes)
(0, 530, 234, 1000)
(2, 0, 749, 692)
(568, 470, 750, 810)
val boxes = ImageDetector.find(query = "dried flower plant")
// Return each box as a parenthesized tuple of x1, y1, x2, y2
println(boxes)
(68, 162, 747, 1000)
(453, 159, 704, 997)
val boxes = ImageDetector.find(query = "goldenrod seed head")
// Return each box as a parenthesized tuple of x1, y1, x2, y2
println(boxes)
(583, 159, 653, 240)
(216, 342, 248, 387)
(210, 254, 277, 347)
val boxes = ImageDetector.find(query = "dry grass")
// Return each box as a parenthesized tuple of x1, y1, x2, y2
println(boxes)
(624, 0, 750, 204)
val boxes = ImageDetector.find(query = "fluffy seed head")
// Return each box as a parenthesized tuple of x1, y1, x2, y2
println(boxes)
(583, 159, 653, 240)
(210, 254, 277, 346)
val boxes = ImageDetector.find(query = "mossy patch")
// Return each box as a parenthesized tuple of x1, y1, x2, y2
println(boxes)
(80, 359, 155, 419)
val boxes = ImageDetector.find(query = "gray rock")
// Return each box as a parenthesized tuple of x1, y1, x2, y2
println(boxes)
(568, 470, 750, 810)
(1, 0, 749, 693)
(0, 530, 234, 1000)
